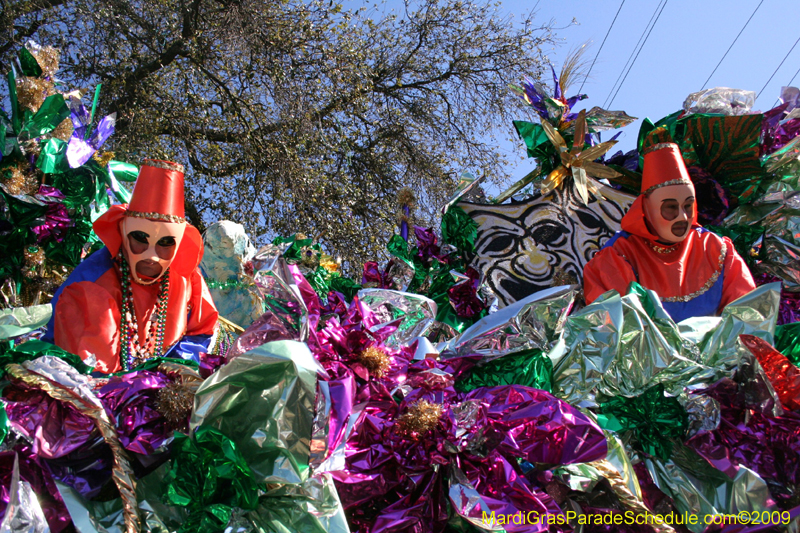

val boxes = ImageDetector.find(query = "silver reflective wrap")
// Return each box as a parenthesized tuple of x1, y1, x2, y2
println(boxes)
(682, 87, 756, 116)
(552, 284, 781, 408)
(645, 444, 775, 533)
(357, 289, 437, 347)
(679, 393, 720, 437)
(441, 285, 575, 360)
(191, 340, 320, 484)
(0, 304, 52, 340)
(0, 454, 49, 533)
(251, 244, 311, 341)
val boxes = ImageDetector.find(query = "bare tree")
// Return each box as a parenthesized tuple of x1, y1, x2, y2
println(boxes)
(1, 0, 554, 273)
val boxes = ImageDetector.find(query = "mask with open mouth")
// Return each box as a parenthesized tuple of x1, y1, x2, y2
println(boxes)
(120, 216, 186, 284)
(642, 181, 696, 244)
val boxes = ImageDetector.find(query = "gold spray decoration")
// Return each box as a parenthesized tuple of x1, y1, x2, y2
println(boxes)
(2, 161, 41, 196)
(539, 109, 622, 205)
(27, 43, 61, 78)
(155, 361, 204, 429)
(395, 399, 443, 439)
(357, 345, 392, 378)
(5, 364, 141, 533)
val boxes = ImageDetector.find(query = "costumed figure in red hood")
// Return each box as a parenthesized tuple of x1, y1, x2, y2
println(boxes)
(583, 143, 756, 322)
(44, 160, 220, 373)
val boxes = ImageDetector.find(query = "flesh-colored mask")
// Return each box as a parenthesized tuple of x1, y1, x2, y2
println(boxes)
(642, 182, 696, 244)
(120, 217, 186, 284)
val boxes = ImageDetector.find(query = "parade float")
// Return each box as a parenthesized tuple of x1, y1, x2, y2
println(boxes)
(1, 42, 799, 533)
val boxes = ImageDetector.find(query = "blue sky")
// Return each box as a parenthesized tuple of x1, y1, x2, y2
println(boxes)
(497, 0, 799, 184)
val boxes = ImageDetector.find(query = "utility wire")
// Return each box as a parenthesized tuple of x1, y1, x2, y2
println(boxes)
(759, 35, 800, 99)
(578, 0, 626, 95)
(700, 0, 764, 91)
(607, 0, 669, 109)
(602, 0, 665, 109)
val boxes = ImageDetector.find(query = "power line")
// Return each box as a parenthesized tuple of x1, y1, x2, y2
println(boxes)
(701, 0, 764, 90)
(578, 0, 626, 95)
(607, 0, 669, 109)
(603, 0, 666, 109)
(759, 35, 800, 99)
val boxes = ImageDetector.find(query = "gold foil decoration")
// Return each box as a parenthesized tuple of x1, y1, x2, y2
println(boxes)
(539, 110, 622, 205)
(28, 44, 61, 78)
(155, 381, 195, 428)
(395, 399, 442, 439)
(52, 117, 74, 142)
(358, 345, 391, 378)
(2, 162, 40, 196)
(15, 77, 57, 114)
(588, 459, 675, 533)
(93, 150, 116, 168)
(5, 363, 141, 533)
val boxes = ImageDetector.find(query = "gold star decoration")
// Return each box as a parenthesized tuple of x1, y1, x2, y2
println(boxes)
(539, 109, 622, 205)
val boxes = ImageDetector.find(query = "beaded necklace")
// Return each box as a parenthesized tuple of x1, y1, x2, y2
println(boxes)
(119, 257, 170, 371)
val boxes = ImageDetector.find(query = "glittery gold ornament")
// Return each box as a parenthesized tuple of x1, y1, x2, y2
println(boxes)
(319, 253, 340, 273)
(155, 381, 195, 428)
(22, 247, 46, 278)
(15, 77, 57, 114)
(358, 345, 391, 378)
(2, 162, 40, 196)
(93, 150, 116, 167)
(52, 117, 74, 142)
(27, 45, 60, 78)
(395, 399, 442, 439)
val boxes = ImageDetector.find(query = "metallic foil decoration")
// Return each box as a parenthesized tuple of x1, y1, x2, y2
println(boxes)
(682, 88, 756, 116)
(250, 244, 311, 341)
(679, 393, 720, 438)
(0, 454, 50, 533)
(356, 289, 437, 347)
(247, 473, 349, 533)
(552, 289, 713, 408)
(644, 443, 776, 533)
(191, 340, 319, 484)
(698, 283, 780, 372)
(0, 304, 52, 339)
(5, 358, 140, 533)
(440, 285, 575, 360)
(757, 236, 800, 287)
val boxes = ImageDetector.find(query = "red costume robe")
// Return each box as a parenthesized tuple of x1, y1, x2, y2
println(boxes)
(44, 205, 219, 373)
(583, 196, 756, 322)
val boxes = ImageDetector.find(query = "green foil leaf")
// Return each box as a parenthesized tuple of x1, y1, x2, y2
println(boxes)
(441, 205, 478, 256)
(597, 383, 688, 461)
(19, 94, 69, 140)
(0, 339, 93, 376)
(775, 322, 800, 366)
(454, 347, 553, 393)
(108, 160, 139, 182)
(37, 138, 69, 174)
(17, 47, 43, 77)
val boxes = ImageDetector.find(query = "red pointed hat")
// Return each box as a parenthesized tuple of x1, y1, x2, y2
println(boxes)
(93, 159, 203, 275)
(640, 143, 692, 194)
(621, 143, 697, 240)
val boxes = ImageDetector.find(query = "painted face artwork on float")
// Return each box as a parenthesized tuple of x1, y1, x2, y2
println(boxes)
(461, 180, 635, 306)
(641, 182, 696, 244)
(120, 216, 186, 284)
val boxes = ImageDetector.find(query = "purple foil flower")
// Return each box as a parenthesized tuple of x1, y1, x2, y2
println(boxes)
(97, 370, 173, 455)
(686, 378, 800, 509)
(333, 384, 607, 532)
(65, 96, 116, 168)
(0, 446, 73, 533)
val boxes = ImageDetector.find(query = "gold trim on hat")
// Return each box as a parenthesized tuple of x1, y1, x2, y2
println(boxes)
(643, 178, 693, 196)
(125, 210, 186, 223)
(142, 159, 185, 173)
